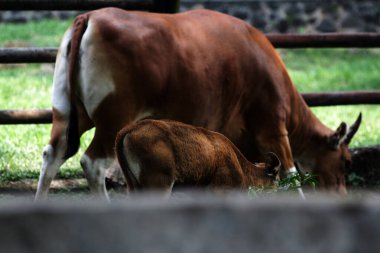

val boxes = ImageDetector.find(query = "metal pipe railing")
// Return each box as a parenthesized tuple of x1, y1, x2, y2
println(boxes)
(302, 91, 380, 107)
(0, 48, 57, 63)
(267, 33, 380, 48)
(0, 109, 52, 124)
(1, 91, 380, 124)
(1, 33, 380, 63)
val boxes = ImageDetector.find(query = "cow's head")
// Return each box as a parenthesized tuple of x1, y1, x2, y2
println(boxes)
(304, 113, 362, 194)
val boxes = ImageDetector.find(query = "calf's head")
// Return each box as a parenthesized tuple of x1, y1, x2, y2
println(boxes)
(253, 152, 281, 188)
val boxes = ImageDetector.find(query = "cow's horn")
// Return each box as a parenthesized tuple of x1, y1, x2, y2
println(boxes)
(345, 112, 362, 145)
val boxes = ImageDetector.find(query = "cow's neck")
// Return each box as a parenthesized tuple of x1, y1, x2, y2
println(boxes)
(288, 97, 333, 161)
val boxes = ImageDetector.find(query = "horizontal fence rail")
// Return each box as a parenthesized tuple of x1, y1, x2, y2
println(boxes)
(0, 48, 56, 63)
(0, 109, 51, 124)
(0, 0, 180, 13)
(302, 91, 380, 107)
(1, 33, 380, 63)
(1, 91, 380, 124)
(267, 33, 380, 48)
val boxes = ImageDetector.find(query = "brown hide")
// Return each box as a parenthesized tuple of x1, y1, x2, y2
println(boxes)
(66, 8, 282, 158)
(115, 120, 280, 192)
(50, 8, 360, 195)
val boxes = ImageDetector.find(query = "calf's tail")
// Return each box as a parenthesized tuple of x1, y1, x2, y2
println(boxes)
(115, 126, 140, 191)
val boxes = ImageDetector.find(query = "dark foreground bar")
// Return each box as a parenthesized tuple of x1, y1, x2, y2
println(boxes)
(0, 195, 380, 253)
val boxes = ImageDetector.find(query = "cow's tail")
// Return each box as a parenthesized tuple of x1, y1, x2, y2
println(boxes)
(63, 14, 89, 159)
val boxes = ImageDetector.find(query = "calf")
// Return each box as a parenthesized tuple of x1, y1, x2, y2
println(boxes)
(36, 8, 360, 200)
(115, 119, 280, 195)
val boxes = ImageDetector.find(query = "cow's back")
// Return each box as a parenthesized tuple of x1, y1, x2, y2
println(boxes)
(81, 8, 293, 142)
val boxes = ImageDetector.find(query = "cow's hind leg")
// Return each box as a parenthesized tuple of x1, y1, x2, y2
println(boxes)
(36, 104, 93, 201)
(36, 142, 66, 201)
(80, 154, 113, 201)
(80, 129, 118, 201)
(36, 27, 92, 201)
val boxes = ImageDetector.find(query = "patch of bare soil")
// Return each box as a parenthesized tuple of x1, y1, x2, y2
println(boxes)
(0, 179, 88, 195)
(0, 178, 127, 201)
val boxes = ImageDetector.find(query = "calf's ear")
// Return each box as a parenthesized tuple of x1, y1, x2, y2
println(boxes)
(328, 122, 347, 150)
(264, 152, 281, 177)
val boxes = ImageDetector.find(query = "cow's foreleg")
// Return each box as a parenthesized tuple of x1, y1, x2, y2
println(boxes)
(256, 134, 305, 199)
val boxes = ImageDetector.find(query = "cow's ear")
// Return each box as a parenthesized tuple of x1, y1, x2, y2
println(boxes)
(328, 122, 347, 149)
(264, 152, 281, 177)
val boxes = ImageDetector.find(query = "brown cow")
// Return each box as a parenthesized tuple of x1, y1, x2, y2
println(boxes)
(115, 119, 280, 196)
(36, 8, 361, 200)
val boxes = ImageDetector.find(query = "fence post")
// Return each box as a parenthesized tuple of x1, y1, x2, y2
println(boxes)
(153, 0, 180, 13)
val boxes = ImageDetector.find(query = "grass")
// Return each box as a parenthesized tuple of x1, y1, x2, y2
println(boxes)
(0, 19, 379, 182)
(280, 48, 380, 147)
(0, 19, 72, 47)
(248, 172, 318, 197)
(280, 48, 380, 92)
(0, 18, 87, 181)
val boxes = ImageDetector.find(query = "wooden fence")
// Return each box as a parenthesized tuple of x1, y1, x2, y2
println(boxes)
(0, 0, 379, 124)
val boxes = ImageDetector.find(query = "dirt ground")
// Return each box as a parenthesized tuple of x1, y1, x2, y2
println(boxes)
(0, 145, 378, 201)
(0, 178, 132, 202)
(0, 179, 88, 201)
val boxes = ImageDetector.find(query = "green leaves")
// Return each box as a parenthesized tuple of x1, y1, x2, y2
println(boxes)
(248, 172, 318, 197)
